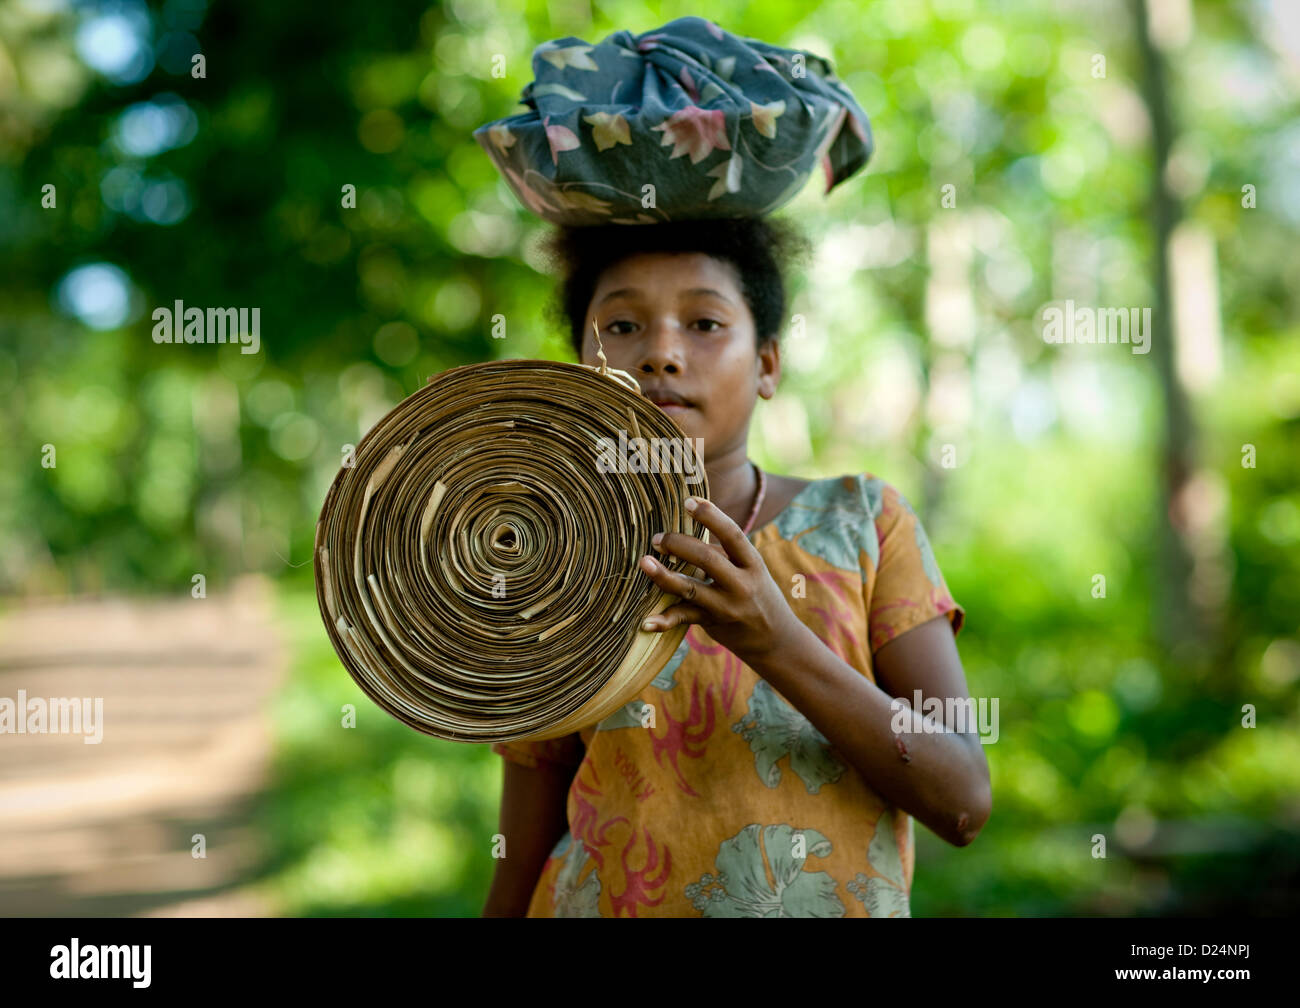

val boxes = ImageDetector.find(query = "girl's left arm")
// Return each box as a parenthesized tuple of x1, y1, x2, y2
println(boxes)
(751, 612, 992, 848)
(641, 496, 991, 848)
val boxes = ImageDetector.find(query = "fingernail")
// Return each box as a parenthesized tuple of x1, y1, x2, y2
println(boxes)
(684, 497, 698, 512)
(641, 619, 657, 631)
(641, 555, 658, 572)
(651, 532, 663, 547)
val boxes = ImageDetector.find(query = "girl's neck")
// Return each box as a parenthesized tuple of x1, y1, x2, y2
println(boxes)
(705, 450, 760, 530)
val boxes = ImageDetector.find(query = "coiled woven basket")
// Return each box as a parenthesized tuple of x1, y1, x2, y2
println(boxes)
(313, 358, 710, 744)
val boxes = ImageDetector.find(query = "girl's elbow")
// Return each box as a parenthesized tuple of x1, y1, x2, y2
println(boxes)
(948, 778, 992, 847)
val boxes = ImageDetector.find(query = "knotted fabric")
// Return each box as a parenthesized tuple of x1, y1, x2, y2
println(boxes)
(474, 15, 872, 224)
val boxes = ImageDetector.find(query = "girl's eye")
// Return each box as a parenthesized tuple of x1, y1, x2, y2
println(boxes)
(602, 318, 722, 334)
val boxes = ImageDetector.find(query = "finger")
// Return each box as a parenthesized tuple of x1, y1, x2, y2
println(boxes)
(639, 554, 721, 610)
(684, 496, 761, 568)
(641, 602, 709, 632)
(650, 531, 742, 592)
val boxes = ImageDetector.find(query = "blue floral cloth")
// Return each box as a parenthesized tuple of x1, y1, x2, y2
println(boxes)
(473, 15, 873, 225)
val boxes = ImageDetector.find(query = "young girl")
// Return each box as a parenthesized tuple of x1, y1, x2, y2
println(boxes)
(476, 16, 990, 917)
(480, 217, 991, 917)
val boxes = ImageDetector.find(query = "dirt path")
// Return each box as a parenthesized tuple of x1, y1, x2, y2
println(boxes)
(0, 575, 286, 917)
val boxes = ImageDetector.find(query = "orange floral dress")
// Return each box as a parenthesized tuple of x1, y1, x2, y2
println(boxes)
(492, 472, 964, 917)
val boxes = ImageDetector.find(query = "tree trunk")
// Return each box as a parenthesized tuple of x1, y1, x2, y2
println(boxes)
(1132, 0, 1201, 650)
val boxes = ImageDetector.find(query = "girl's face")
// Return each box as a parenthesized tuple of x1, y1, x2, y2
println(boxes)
(580, 251, 780, 461)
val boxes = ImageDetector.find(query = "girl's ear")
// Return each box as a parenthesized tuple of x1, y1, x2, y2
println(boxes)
(757, 337, 780, 400)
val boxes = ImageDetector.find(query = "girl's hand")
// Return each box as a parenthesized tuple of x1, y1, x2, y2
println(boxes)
(638, 495, 804, 667)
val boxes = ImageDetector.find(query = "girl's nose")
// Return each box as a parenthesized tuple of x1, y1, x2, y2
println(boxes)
(638, 318, 684, 374)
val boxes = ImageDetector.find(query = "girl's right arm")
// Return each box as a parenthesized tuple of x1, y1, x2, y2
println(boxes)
(480, 758, 575, 917)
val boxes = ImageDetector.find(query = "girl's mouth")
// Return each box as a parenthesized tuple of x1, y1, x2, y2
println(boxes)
(643, 387, 695, 413)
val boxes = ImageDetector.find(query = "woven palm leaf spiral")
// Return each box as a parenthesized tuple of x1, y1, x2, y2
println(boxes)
(314, 358, 711, 744)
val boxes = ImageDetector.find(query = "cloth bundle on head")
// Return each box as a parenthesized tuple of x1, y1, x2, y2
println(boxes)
(314, 358, 710, 744)
(473, 15, 872, 225)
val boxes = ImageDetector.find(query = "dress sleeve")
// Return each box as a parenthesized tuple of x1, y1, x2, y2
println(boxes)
(867, 479, 965, 655)
(491, 731, 587, 771)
